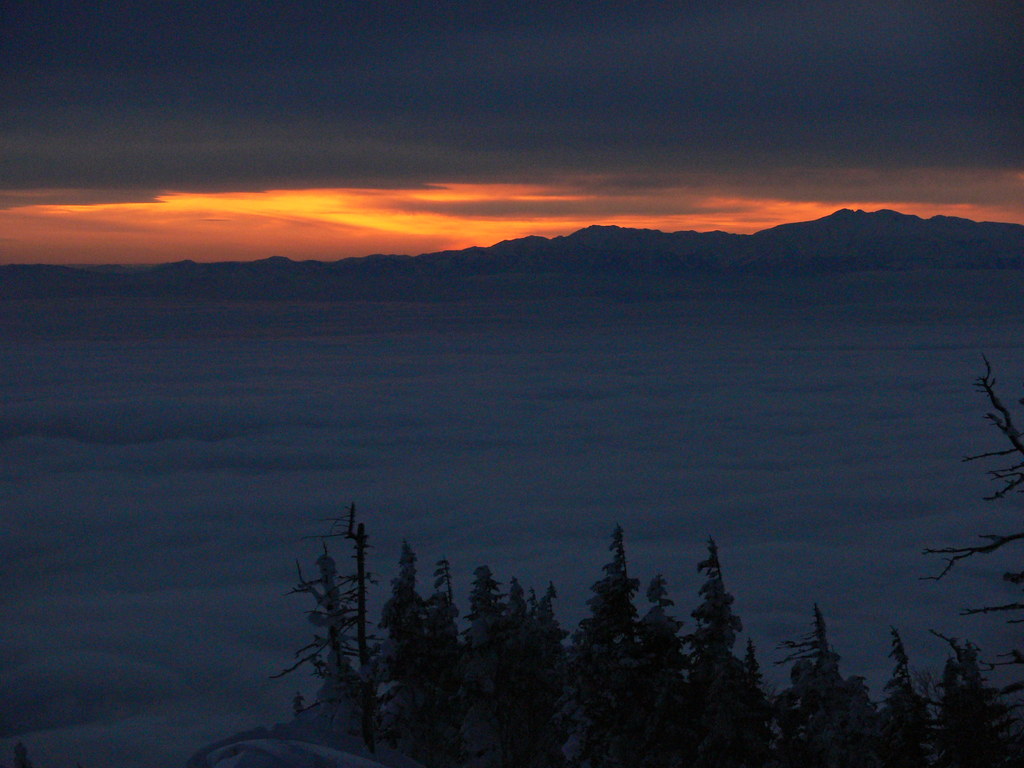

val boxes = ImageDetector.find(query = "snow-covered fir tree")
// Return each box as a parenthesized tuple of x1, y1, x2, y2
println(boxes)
(527, 582, 571, 767)
(878, 629, 931, 768)
(268, 505, 380, 755)
(775, 604, 881, 768)
(635, 573, 693, 768)
(933, 638, 1016, 768)
(377, 542, 431, 761)
(740, 638, 774, 765)
(687, 539, 771, 768)
(565, 525, 648, 768)
(496, 577, 532, 765)
(419, 556, 465, 768)
(460, 565, 509, 768)
(275, 543, 365, 739)
(497, 578, 568, 768)
(688, 539, 742, 689)
(376, 547, 464, 768)
(456, 568, 568, 768)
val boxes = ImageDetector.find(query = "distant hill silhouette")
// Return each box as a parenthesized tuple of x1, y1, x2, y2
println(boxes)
(3, 209, 1023, 299)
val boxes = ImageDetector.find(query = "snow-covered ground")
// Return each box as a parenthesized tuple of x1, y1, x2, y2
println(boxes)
(2, 271, 1023, 767)
(196, 739, 404, 768)
(187, 716, 423, 768)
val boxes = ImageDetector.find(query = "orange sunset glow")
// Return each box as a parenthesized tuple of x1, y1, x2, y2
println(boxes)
(3, 184, 1024, 265)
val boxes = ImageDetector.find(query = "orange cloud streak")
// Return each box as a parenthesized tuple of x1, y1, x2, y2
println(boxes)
(1, 184, 1022, 264)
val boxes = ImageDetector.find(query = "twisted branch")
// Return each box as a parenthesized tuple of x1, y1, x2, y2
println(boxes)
(963, 356, 1024, 499)
(923, 531, 1024, 580)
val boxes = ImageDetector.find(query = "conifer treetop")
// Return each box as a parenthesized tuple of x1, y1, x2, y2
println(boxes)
(690, 537, 742, 659)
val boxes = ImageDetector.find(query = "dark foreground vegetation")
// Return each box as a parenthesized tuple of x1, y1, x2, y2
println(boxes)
(246, 519, 1018, 768)
(194, 362, 1022, 768)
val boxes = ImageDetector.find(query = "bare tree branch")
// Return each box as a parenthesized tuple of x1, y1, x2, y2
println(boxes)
(965, 448, 1019, 460)
(923, 532, 1024, 580)
(272, 645, 326, 678)
(925, 360, 1024, 679)
(961, 602, 1024, 617)
(928, 628, 960, 650)
(963, 356, 1024, 499)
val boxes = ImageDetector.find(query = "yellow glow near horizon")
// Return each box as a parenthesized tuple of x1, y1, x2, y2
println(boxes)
(2, 186, 594, 263)
(2, 184, 1022, 264)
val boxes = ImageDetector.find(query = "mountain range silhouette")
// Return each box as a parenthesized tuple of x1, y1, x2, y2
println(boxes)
(3, 209, 1023, 300)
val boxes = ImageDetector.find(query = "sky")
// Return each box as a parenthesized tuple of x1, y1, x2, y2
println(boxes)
(2, 0, 1022, 263)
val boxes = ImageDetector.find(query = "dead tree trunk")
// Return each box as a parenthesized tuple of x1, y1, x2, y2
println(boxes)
(353, 520, 376, 753)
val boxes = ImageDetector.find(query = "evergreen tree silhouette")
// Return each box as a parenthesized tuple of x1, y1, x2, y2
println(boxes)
(377, 541, 438, 764)
(878, 629, 931, 768)
(565, 525, 646, 768)
(688, 538, 771, 768)
(934, 638, 1015, 768)
(497, 578, 568, 768)
(418, 556, 465, 767)
(460, 565, 508, 768)
(636, 572, 693, 767)
(775, 605, 881, 768)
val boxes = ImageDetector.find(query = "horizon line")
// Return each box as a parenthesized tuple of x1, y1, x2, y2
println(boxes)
(3, 193, 1023, 267)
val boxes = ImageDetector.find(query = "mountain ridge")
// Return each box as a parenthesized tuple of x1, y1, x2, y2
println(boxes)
(3, 209, 1023, 300)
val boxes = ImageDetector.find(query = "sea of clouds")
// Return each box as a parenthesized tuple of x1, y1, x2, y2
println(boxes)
(1, 271, 1023, 767)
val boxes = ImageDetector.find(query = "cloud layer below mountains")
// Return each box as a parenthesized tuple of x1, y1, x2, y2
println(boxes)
(2, 275, 1024, 766)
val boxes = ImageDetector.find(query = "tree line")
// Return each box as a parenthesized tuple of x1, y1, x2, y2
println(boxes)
(279, 518, 1019, 768)
(277, 362, 1024, 768)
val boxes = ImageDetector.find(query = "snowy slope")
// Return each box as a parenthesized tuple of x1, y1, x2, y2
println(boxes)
(197, 739, 402, 768)
(189, 717, 423, 768)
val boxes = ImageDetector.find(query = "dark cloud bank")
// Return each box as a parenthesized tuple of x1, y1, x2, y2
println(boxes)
(2, 1, 1021, 200)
